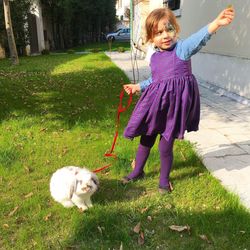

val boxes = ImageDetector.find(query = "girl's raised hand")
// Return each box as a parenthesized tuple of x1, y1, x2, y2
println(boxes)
(215, 7, 235, 27)
(208, 6, 235, 34)
(123, 84, 140, 95)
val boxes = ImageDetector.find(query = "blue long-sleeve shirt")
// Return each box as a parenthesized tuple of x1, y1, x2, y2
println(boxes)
(140, 25, 212, 92)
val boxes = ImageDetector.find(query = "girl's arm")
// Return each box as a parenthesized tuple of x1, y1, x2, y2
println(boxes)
(139, 76, 153, 92)
(176, 7, 235, 61)
(123, 76, 152, 95)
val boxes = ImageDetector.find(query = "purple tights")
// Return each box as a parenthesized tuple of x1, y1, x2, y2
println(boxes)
(127, 134, 174, 188)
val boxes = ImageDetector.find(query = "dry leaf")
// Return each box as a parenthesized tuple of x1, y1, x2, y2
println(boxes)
(40, 128, 47, 132)
(147, 216, 152, 222)
(131, 159, 136, 169)
(8, 206, 19, 217)
(240, 231, 246, 234)
(24, 192, 33, 199)
(119, 242, 123, 250)
(24, 166, 33, 173)
(180, 151, 186, 160)
(140, 207, 148, 213)
(169, 225, 190, 233)
(97, 226, 103, 234)
(3, 224, 9, 228)
(44, 213, 52, 221)
(62, 147, 68, 155)
(199, 234, 211, 244)
(138, 231, 145, 245)
(133, 222, 141, 234)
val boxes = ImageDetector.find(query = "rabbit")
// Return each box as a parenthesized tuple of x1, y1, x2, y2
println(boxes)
(50, 166, 99, 211)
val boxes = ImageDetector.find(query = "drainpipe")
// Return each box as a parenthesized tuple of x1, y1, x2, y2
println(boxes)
(130, 0, 133, 45)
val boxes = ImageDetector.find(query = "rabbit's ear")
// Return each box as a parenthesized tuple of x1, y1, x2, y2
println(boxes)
(91, 174, 99, 187)
(69, 180, 77, 199)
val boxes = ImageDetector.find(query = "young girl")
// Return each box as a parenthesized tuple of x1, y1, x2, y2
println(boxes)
(122, 7, 235, 193)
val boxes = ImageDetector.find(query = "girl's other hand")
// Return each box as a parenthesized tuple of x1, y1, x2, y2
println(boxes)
(123, 84, 140, 95)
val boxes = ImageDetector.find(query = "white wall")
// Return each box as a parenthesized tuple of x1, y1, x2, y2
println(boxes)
(178, 0, 250, 99)
(192, 53, 250, 99)
(30, 0, 45, 52)
(179, 0, 250, 59)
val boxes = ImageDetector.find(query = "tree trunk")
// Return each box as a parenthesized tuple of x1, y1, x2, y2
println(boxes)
(0, 42, 6, 59)
(3, 0, 19, 65)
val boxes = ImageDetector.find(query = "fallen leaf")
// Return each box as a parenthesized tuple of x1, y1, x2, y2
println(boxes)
(131, 159, 136, 169)
(199, 234, 211, 244)
(31, 239, 37, 246)
(133, 222, 141, 234)
(97, 226, 102, 234)
(147, 216, 152, 222)
(24, 166, 33, 173)
(165, 204, 172, 209)
(40, 128, 47, 132)
(119, 242, 123, 250)
(240, 231, 246, 234)
(138, 231, 145, 245)
(169, 225, 191, 234)
(24, 192, 33, 199)
(140, 207, 148, 213)
(44, 213, 52, 221)
(3, 224, 9, 228)
(62, 147, 68, 155)
(8, 206, 19, 217)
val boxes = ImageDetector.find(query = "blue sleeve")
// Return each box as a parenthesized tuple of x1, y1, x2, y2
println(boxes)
(176, 25, 212, 61)
(139, 76, 152, 93)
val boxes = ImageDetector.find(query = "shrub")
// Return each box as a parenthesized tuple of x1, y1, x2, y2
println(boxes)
(89, 48, 102, 53)
(67, 49, 75, 54)
(117, 47, 125, 53)
(41, 49, 50, 55)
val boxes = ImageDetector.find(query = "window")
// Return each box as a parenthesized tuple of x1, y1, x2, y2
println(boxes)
(168, 0, 180, 11)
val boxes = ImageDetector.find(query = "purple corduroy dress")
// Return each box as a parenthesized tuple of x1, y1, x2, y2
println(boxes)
(124, 45, 200, 142)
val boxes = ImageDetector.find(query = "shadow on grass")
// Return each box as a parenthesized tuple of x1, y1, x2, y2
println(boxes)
(61, 201, 250, 249)
(0, 54, 133, 129)
(94, 177, 146, 204)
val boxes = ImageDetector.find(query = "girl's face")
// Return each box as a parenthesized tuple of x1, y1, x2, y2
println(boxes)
(152, 17, 177, 50)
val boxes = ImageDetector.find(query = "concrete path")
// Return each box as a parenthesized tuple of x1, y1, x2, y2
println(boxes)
(106, 51, 250, 210)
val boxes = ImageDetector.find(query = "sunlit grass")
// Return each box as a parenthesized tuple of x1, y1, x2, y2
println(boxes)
(0, 53, 249, 249)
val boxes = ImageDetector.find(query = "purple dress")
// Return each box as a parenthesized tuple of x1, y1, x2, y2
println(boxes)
(124, 45, 200, 142)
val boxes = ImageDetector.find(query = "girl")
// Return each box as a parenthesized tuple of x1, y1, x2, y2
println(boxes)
(122, 7, 235, 193)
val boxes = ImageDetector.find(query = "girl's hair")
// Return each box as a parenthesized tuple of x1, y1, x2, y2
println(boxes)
(145, 8, 180, 42)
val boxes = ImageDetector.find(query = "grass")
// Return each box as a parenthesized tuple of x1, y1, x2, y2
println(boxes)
(0, 53, 250, 250)
(72, 41, 130, 53)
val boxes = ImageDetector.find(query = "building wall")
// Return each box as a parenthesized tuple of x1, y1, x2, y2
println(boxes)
(132, 0, 170, 46)
(29, 0, 45, 53)
(133, 0, 250, 99)
(116, 0, 130, 28)
(177, 0, 250, 99)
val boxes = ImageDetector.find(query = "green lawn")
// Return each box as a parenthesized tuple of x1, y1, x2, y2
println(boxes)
(72, 41, 130, 52)
(0, 53, 249, 249)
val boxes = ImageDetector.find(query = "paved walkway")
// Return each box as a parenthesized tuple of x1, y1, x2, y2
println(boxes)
(106, 51, 250, 210)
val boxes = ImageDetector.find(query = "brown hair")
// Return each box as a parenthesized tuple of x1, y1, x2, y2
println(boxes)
(145, 8, 180, 42)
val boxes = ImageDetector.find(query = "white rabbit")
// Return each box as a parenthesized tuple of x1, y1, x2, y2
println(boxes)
(50, 166, 99, 211)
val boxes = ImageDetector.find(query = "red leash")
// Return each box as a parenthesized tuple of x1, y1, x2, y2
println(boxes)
(93, 89, 133, 173)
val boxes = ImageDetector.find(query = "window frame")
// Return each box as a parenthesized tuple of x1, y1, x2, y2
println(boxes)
(168, 0, 182, 17)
